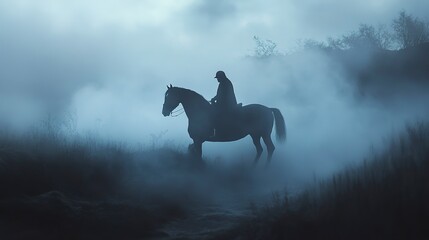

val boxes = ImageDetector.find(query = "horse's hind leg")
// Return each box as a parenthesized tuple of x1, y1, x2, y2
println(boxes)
(251, 135, 263, 166)
(262, 135, 275, 166)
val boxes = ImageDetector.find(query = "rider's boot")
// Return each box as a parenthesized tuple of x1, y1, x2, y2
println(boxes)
(209, 128, 216, 139)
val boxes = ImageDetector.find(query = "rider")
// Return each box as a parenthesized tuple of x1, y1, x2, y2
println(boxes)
(210, 71, 237, 109)
(210, 71, 238, 138)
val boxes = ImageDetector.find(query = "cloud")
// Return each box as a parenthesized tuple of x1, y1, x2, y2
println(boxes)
(184, 0, 238, 29)
(0, 9, 98, 117)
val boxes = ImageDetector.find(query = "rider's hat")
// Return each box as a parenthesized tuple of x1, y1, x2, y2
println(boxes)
(214, 71, 226, 79)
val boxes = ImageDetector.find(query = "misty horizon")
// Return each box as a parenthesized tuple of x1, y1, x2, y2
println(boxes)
(1, 1, 429, 239)
(1, 1, 429, 177)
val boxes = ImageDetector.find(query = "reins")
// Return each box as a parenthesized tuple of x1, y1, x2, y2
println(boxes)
(170, 107, 185, 117)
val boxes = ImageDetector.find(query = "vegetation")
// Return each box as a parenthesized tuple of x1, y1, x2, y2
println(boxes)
(252, 11, 429, 58)
(252, 36, 281, 58)
(250, 11, 429, 101)
(392, 11, 429, 49)
(217, 122, 429, 240)
(327, 24, 392, 50)
(320, 11, 428, 51)
(0, 128, 191, 239)
(0, 126, 261, 239)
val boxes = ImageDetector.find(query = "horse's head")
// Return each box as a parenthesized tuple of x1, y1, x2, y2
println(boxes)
(162, 84, 180, 116)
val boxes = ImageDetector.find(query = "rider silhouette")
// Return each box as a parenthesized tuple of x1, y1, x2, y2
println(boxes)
(210, 71, 237, 109)
(210, 71, 238, 138)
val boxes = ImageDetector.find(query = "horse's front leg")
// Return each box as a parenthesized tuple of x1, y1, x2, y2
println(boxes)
(188, 143, 195, 153)
(193, 139, 203, 160)
(188, 139, 203, 160)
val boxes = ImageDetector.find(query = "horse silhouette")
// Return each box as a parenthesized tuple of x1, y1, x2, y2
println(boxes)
(162, 85, 286, 165)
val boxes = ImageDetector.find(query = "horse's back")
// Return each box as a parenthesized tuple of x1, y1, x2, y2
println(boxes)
(239, 104, 274, 128)
(241, 104, 273, 115)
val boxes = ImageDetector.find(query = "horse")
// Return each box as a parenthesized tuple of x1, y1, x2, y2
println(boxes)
(162, 84, 286, 165)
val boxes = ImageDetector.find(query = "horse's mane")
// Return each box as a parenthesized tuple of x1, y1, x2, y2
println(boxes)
(174, 87, 210, 106)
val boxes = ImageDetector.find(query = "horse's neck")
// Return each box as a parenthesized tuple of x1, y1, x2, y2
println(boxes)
(178, 88, 209, 119)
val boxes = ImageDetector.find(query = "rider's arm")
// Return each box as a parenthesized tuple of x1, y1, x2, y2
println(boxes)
(211, 86, 221, 103)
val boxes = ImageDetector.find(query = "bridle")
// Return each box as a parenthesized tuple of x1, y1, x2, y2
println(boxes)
(170, 107, 184, 117)
(164, 85, 185, 117)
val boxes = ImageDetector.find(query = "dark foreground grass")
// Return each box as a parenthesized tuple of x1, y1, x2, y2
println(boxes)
(2, 122, 428, 239)
(0, 130, 195, 239)
(217, 122, 429, 240)
(0, 128, 265, 239)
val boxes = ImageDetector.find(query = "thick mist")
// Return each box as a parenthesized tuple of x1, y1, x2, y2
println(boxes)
(1, 0, 429, 193)
(1, 1, 429, 238)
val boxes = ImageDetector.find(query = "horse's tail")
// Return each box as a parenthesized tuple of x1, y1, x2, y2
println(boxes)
(271, 108, 286, 143)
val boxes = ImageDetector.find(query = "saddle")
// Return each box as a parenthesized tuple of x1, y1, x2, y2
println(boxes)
(210, 103, 243, 116)
(208, 103, 243, 139)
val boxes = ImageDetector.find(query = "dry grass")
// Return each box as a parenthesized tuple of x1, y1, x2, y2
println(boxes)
(218, 122, 429, 240)
(0, 129, 190, 239)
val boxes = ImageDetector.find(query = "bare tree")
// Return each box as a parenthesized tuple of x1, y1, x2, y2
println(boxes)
(253, 36, 280, 58)
(327, 37, 347, 50)
(337, 24, 392, 50)
(299, 39, 328, 51)
(392, 11, 429, 49)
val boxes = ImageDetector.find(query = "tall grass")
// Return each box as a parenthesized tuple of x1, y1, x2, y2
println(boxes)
(219, 122, 429, 240)
(0, 128, 189, 239)
(0, 129, 130, 199)
(0, 125, 263, 239)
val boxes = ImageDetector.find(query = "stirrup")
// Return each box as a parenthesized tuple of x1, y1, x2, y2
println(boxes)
(209, 129, 216, 139)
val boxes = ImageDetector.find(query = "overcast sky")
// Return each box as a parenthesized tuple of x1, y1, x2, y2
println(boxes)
(1, 0, 428, 173)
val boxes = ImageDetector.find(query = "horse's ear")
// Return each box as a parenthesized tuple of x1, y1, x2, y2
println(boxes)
(167, 85, 170, 89)
(169, 84, 173, 88)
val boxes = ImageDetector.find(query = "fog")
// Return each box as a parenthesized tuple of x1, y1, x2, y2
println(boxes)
(1, 0, 429, 184)
(2, 1, 429, 238)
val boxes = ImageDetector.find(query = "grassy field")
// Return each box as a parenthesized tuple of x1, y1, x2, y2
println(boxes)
(1, 122, 428, 239)
(0, 127, 265, 239)
(0, 128, 198, 239)
(217, 122, 429, 240)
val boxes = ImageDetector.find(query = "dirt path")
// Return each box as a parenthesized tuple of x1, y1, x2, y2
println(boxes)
(159, 201, 253, 239)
